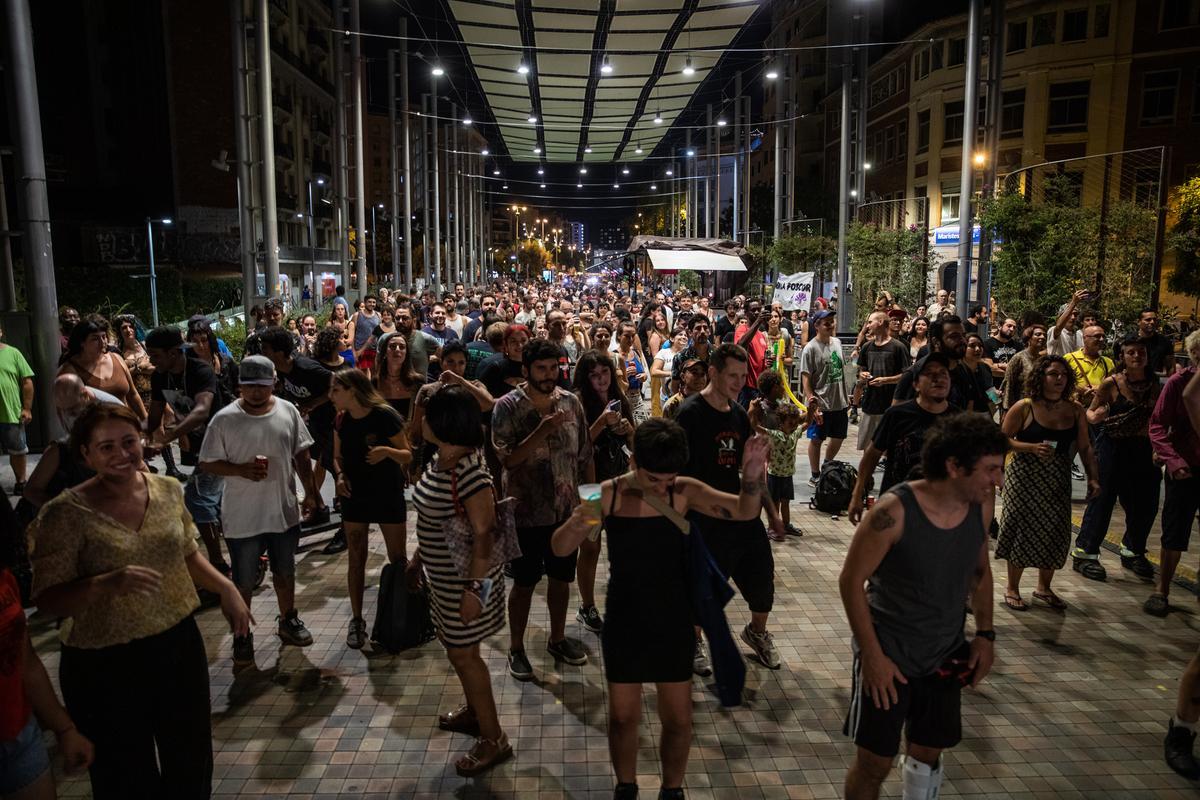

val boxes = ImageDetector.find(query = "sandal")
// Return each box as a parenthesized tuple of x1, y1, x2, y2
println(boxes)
(455, 733, 513, 777)
(1032, 590, 1068, 610)
(1004, 591, 1028, 612)
(438, 704, 481, 736)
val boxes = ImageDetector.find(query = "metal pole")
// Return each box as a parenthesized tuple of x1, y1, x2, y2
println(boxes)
(5, 0, 61, 437)
(855, 45, 868, 206)
(977, 0, 1004, 302)
(145, 219, 160, 326)
(773, 74, 783, 241)
(431, 88, 442, 293)
(421, 94, 431, 286)
(705, 104, 712, 238)
(742, 94, 751, 240)
(255, 0, 280, 297)
(714, 105, 722, 238)
(230, 0, 257, 310)
(307, 181, 317, 306)
(451, 103, 460, 284)
(836, 59, 852, 323)
(465, 152, 474, 285)
(0, 152, 17, 310)
(956, 0, 982, 308)
(733, 73, 741, 243)
(399, 18, 413, 290)
(334, 0, 350, 297)
(1150, 146, 1171, 310)
(370, 204, 377, 284)
(388, 48, 400, 289)
(350, 0, 367, 300)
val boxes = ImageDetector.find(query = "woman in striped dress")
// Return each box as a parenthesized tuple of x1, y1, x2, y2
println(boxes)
(411, 384, 511, 777)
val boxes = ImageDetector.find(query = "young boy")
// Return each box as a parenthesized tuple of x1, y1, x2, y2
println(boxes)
(752, 399, 805, 540)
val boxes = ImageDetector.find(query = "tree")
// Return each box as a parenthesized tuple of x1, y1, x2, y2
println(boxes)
(1167, 177, 1200, 314)
(517, 240, 550, 280)
(846, 223, 936, 327)
(980, 173, 1156, 326)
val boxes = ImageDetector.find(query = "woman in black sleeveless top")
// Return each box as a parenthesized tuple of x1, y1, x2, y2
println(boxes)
(551, 418, 770, 800)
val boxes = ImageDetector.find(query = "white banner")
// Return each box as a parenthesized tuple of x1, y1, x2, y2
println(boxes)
(774, 271, 815, 311)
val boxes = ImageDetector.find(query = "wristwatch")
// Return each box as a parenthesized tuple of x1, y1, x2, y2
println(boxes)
(974, 629, 996, 642)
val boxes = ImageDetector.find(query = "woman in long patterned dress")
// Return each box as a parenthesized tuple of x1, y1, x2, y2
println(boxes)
(996, 355, 1099, 611)
(411, 384, 511, 777)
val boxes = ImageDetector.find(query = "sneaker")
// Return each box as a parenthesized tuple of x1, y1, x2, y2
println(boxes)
(806, 475, 819, 489)
(1071, 464, 1084, 481)
(547, 637, 589, 666)
(1166, 719, 1200, 779)
(1121, 553, 1156, 580)
(692, 639, 712, 677)
(278, 610, 314, 646)
(508, 649, 534, 681)
(848, 408, 859, 424)
(346, 617, 367, 649)
(322, 528, 348, 555)
(576, 605, 604, 633)
(658, 790, 685, 800)
(1144, 593, 1170, 617)
(741, 624, 781, 669)
(232, 632, 255, 669)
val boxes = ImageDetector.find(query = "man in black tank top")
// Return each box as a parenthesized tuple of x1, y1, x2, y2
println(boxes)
(838, 414, 1008, 800)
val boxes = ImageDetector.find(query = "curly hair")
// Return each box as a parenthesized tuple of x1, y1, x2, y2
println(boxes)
(1024, 354, 1076, 403)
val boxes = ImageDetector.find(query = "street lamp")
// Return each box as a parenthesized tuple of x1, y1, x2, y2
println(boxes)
(145, 216, 172, 326)
(305, 177, 326, 308)
(370, 203, 385, 287)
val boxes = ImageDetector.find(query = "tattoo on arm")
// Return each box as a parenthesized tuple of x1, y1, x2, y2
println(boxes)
(869, 507, 896, 531)
(710, 504, 734, 519)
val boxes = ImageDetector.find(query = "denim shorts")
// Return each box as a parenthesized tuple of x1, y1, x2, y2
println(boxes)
(0, 422, 28, 456)
(184, 468, 225, 524)
(226, 526, 300, 591)
(0, 715, 50, 794)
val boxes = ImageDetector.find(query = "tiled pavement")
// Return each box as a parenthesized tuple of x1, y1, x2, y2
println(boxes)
(15, 445, 1200, 799)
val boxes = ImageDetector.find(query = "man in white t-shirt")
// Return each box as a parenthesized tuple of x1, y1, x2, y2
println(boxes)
(1048, 289, 1098, 357)
(199, 355, 318, 670)
(800, 309, 850, 487)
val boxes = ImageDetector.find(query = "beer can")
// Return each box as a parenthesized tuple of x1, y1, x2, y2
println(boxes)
(255, 455, 269, 474)
(865, 495, 876, 509)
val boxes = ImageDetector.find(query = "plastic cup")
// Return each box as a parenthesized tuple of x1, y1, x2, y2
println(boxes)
(578, 483, 603, 524)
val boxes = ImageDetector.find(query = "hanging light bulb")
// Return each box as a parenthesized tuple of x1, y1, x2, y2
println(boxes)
(537, 168, 544, 175)
(502, 184, 509, 189)
(540, 183, 546, 188)
(462, 114, 473, 125)
(622, 167, 630, 175)
(584, 146, 592, 154)
(431, 65, 445, 76)
(650, 184, 657, 190)
(481, 148, 489, 156)
(686, 149, 695, 157)
(493, 169, 500, 175)
(717, 118, 727, 127)
(682, 55, 695, 77)
(765, 67, 779, 80)
(613, 182, 620, 188)
(579, 166, 588, 174)
(517, 62, 529, 75)
(653, 109, 663, 124)
(527, 113, 538, 124)
(577, 182, 583, 188)
(600, 55, 613, 74)
(666, 169, 673, 176)
(533, 146, 541, 154)
(635, 142, 643, 154)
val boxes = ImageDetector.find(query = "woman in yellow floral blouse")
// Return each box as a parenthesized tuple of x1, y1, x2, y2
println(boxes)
(29, 403, 250, 799)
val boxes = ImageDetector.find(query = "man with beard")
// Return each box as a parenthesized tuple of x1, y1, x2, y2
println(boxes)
(395, 303, 442, 379)
(983, 318, 1022, 390)
(849, 354, 959, 523)
(1118, 307, 1176, 377)
(672, 315, 715, 389)
(491, 339, 593, 682)
(893, 317, 988, 413)
(463, 294, 498, 342)
(422, 303, 460, 347)
(662, 357, 708, 420)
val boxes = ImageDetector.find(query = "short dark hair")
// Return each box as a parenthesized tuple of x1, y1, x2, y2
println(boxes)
(928, 315, 963, 348)
(522, 338, 564, 369)
(1139, 307, 1157, 318)
(335, 285, 345, 295)
(1119, 335, 1148, 353)
(709, 343, 748, 373)
(258, 326, 295, 356)
(633, 418, 689, 473)
(313, 327, 343, 361)
(920, 412, 1008, 480)
(440, 341, 468, 363)
(425, 385, 485, 448)
(687, 314, 710, 331)
(264, 297, 285, 312)
(757, 370, 781, 396)
(70, 402, 142, 460)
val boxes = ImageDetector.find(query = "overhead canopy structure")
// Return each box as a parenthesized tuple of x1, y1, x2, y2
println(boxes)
(446, 0, 761, 164)
(627, 235, 748, 272)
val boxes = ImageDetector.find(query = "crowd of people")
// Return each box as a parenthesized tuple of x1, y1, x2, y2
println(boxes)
(0, 276, 1198, 800)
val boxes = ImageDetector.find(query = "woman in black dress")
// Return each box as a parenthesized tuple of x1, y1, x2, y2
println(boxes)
(551, 418, 770, 800)
(570, 349, 635, 634)
(374, 331, 424, 421)
(329, 368, 412, 649)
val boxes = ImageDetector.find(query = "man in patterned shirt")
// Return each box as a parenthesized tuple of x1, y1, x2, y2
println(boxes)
(491, 339, 594, 682)
(663, 356, 707, 420)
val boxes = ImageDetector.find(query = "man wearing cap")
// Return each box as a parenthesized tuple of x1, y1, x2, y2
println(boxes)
(145, 326, 228, 572)
(663, 355, 708, 420)
(199, 355, 319, 669)
(800, 309, 850, 487)
(856, 310, 911, 452)
(848, 353, 960, 524)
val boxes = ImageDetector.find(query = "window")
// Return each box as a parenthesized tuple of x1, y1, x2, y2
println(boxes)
(1032, 12, 1056, 45)
(948, 38, 966, 66)
(916, 109, 930, 153)
(885, 126, 897, 163)
(944, 100, 964, 144)
(932, 41, 944, 70)
(1007, 20, 1027, 52)
(1162, 0, 1200, 29)
(1141, 70, 1179, 124)
(1001, 88, 1026, 135)
(1062, 9, 1088, 40)
(1094, 4, 1111, 36)
(916, 47, 931, 80)
(914, 185, 929, 226)
(941, 184, 961, 223)
(1047, 80, 1090, 132)
(1133, 167, 1161, 206)
(897, 120, 908, 159)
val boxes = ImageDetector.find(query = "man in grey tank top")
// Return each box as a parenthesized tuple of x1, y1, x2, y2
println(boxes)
(838, 413, 1008, 800)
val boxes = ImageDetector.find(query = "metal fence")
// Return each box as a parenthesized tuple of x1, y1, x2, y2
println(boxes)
(855, 196, 929, 231)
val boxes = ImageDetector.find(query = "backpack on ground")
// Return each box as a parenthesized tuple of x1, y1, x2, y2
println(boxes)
(809, 460, 863, 514)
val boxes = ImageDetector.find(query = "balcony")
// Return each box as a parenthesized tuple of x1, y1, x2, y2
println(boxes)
(276, 189, 299, 210)
(275, 141, 295, 163)
(273, 93, 294, 120)
(312, 116, 332, 143)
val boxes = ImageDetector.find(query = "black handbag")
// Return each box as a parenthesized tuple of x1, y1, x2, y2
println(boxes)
(371, 559, 435, 653)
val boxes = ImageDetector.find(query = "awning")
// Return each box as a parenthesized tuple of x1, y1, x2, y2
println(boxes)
(645, 249, 746, 273)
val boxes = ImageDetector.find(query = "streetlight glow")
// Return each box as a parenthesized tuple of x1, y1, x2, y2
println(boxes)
(765, 68, 778, 80)
(653, 110, 663, 124)
(528, 114, 538, 123)
(973, 152, 987, 167)
(600, 55, 613, 74)
(462, 114, 472, 125)
(682, 55, 695, 77)
(517, 63, 529, 75)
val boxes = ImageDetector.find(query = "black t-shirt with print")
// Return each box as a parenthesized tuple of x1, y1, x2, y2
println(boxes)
(872, 400, 961, 491)
(675, 392, 751, 495)
(859, 339, 911, 414)
(894, 357, 987, 412)
(150, 353, 222, 465)
(276, 356, 333, 434)
(1113, 333, 1173, 374)
(983, 335, 1023, 388)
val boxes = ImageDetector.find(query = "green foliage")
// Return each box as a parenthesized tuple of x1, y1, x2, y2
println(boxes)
(55, 264, 241, 326)
(677, 269, 700, 291)
(218, 317, 249, 361)
(1168, 177, 1200, 303)
(980, 174, 1156, 326)
(845, 223, 935, 327)
(768, 234, 836, 274)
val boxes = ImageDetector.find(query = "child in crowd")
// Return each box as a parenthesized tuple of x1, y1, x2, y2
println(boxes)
(752, 399, 805, 540)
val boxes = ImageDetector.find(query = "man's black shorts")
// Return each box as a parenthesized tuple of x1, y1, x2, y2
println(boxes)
(1161, 474, 1200, 552)
(842, 642, 967, 758)
(510, 520, 577, 587)
(695, 516, 774, 614)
